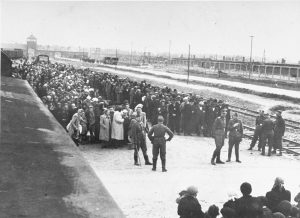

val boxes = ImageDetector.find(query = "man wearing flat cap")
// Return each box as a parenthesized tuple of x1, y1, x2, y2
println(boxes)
(147, 115, 174, 172)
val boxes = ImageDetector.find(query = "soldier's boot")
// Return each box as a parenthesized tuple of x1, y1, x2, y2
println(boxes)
(268, 146, 272, 156)
(216, 151, 225, 164)
(211, 151, 217, 165)
(152, 158, 157, 171)
(236, 152, 241, 163)
(144, 155, 152, 165)
(134, 155, 139, 166)
(162, 160, 167, 172)
(261, 146, 265, 155)
(226, 152, 231, 162)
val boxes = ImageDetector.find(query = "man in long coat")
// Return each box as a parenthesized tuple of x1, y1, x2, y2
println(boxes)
(273, 111, 285, 156)
(261, 113, 274, 156)
(111, 106, 124, 147)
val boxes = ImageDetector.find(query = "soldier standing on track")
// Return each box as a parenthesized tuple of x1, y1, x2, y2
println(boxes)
(261, 113, 274, 156)
(226, 112, 243, 163)
(147, 116, 174, 172)
(273, 111, 285, 156)
(248, 110, 265, 151)
(211, 109, 227, 165)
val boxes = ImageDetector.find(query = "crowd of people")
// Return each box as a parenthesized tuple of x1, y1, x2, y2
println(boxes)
(177, 178, 300, 218)
(12, 59, 232, 144)
(11, 59, 296, 217)
(12, 59, 286, 166)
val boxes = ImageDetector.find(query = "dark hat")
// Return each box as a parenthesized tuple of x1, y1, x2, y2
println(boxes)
(240, 182, 252, 195)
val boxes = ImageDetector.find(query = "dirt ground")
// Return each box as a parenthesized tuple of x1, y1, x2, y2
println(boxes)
(79, 136, 300, 218)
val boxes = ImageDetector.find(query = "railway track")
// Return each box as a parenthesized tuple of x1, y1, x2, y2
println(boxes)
(243, 125, 300, 156)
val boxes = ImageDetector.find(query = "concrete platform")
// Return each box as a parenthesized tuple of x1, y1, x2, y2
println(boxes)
(0, 76, 125, 218)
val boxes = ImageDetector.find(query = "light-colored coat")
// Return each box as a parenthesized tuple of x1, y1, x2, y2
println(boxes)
(136, 111, 147, 128)
(111, 111, 124, 140)
(99, 114, 110, 141)
(67, 113, 80, 137)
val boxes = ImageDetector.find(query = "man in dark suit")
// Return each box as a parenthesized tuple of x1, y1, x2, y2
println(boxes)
(168, 99, 180, 133)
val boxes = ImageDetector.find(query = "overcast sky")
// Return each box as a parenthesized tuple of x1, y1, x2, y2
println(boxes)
(1, 1, 300, 62)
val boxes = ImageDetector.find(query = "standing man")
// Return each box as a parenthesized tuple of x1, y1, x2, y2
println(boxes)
(86, 105, 96, 143)
(182, 98, 193, 136)
(273, 111, 285, 156)
(211, 109, 227, 165)
(261, 113, 274, 156)
(131, 116, 152, 166)
(147, 116, 174, 172)
(168, 98, 180, 133)
(248, 110, 265, 151)
(226, 113, 243, 163)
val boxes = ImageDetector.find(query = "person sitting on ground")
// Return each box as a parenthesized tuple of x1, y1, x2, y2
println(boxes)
(204, 205, 219, 218)
(266, 177, 291, 212)
(177, 186, 204, 218)
(235, 182, 263, 218)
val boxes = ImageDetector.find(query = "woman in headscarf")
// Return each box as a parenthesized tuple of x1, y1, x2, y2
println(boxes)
(266, 177, 291, 212)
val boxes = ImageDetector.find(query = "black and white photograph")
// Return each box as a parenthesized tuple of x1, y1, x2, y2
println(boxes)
(1, 1, 300, 218)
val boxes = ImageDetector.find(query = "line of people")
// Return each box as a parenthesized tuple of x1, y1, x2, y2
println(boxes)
(177, 177, 300, 218)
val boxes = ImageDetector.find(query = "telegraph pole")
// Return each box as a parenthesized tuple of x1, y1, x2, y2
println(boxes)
(249, 35, 254, 79)
(187, 44, 191, 84)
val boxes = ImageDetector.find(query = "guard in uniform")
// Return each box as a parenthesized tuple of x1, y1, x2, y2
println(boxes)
(147, 116, 174, 172)
(248, 110, 265, 151)
(273, 111, 285, 156)
(261, 113, 274, 156)
(226, 112, 243, 163)
(211, 109, 227, 165)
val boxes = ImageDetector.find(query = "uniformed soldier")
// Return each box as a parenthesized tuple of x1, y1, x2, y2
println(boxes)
(261, 113, 274, 156)
(147, 115, 174, 172)
(226, 112, 243, 163)
(211, 109, 227, 165)
(131, 116, 152, 165)
(248, 110, 265, 151)
(273, 111, 285, 156)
